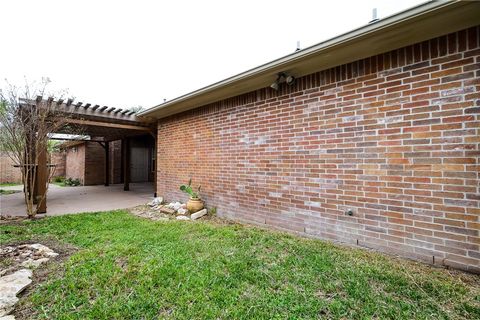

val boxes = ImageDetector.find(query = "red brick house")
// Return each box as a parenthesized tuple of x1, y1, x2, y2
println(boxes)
(139, 1, 480, 273)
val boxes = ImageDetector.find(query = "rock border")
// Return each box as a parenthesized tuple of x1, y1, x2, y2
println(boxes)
(0, 244, 59, 319)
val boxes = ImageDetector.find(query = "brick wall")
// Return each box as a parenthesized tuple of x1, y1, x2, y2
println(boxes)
(84, 142, 105, 185)
(51, 151, 66, 177)
(1, 151, 66, 184)
(65, 143, 85, 184)
(0, 151, 22, 184)
(64, 141, 122, 185)
(157, 26, 480, 273)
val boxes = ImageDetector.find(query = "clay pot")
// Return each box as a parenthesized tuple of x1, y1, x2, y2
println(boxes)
(186, 198, 204, 213)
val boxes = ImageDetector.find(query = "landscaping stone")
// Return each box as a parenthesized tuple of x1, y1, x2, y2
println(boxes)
(191, 209, 207, 220)
(176, 215, 190, 221)
(148, 197, 163, 207)
(0, 269, 32, 317)
(166, 202, 182, 211)
(26, 244, 58, 257)
(160, 207, 175, 215)
(0, 315, 15, 320)
(21, 257, 49, 269)
(177, 208, 188, 215)
(0, 243, 59, 319)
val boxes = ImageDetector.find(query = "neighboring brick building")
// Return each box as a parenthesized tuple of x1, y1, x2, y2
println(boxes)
(141, 2, 480, 273)
(0, 151, 22, 184)
(0, 151, 66, 184)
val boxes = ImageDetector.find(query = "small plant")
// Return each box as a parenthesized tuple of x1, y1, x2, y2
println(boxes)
(180, 179, 201, 199)
(209, 207, 217, 216)
(64, 177, 81, 187)
(53, 176, 65, 183)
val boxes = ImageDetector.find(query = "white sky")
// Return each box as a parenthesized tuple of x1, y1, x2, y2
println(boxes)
(1, 0, 425, 110)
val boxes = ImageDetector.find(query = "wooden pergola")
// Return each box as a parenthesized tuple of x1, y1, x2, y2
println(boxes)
(28, 96, 157, 214)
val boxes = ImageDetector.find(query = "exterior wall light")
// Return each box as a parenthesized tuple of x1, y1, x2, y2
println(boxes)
(270, 72, 295, 90)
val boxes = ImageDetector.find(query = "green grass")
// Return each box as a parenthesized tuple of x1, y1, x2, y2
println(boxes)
(0, 189, 18, 195)
(0, 182, 21, 195)
(1, 211, 479, 319)
(0, 182, 20, 187)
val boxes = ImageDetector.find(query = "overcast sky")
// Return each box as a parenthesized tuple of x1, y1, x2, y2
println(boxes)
(2, 0, 425, 110)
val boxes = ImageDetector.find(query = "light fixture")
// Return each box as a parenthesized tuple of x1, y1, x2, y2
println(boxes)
(270, 81, 280, 91)
(270, 72, 295, 91)
(285, 75, 295, 85)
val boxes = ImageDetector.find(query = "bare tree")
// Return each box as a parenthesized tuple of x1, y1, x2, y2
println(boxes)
(0, 78, 77, 218)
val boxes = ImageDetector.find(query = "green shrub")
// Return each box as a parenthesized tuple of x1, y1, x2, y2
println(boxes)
(64, 177, 81, 186)
(53, 176, 65, 183)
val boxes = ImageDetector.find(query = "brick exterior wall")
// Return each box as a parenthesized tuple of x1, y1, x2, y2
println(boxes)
(84, 142, 105, 185)
(0, 151, 22, 184)
(0, 151, 66, 184)
(157, 26, 480, 273)
(51, 151, 66, 177)
(65, 143, 86, 184)
(64, 141, 122, 185)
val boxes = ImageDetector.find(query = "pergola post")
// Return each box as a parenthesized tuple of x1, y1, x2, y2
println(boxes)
(154, 135, 157, 197)
(35, 143, 48, 213)
(122, 138, 130, 191)
(104, 141, 110, 186)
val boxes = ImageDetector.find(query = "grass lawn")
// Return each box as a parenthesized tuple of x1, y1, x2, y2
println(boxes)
(0, 182, 21, 187)
(1, 211, 479, 319)
(0, 183, 21, 195)
(0, 189, 18, 195)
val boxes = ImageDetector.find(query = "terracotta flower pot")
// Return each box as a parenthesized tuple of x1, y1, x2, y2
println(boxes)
(186, 198, 204, 213)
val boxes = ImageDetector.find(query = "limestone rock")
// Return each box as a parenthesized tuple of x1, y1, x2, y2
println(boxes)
(160, 207, 175, 215)
(176, 216, 190, 221)
(177, 208, 188, 215)
(27, 244, 58, 257)
(148, 197, 163, 207)
(191, 209, 207, 220)
(167, 202, 182, 211)
(21, 258, 49, 269)
(0, 269, 32, 317)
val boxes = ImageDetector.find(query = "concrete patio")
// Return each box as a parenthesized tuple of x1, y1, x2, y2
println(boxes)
(0, 183, 154, 217)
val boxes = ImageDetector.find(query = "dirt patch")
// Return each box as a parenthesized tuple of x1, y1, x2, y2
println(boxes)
(0, 215, 46, 224)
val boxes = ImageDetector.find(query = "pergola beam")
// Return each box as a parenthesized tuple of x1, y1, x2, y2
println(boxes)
(66, 118, 153, 132)
(49, 137, 104, 142)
